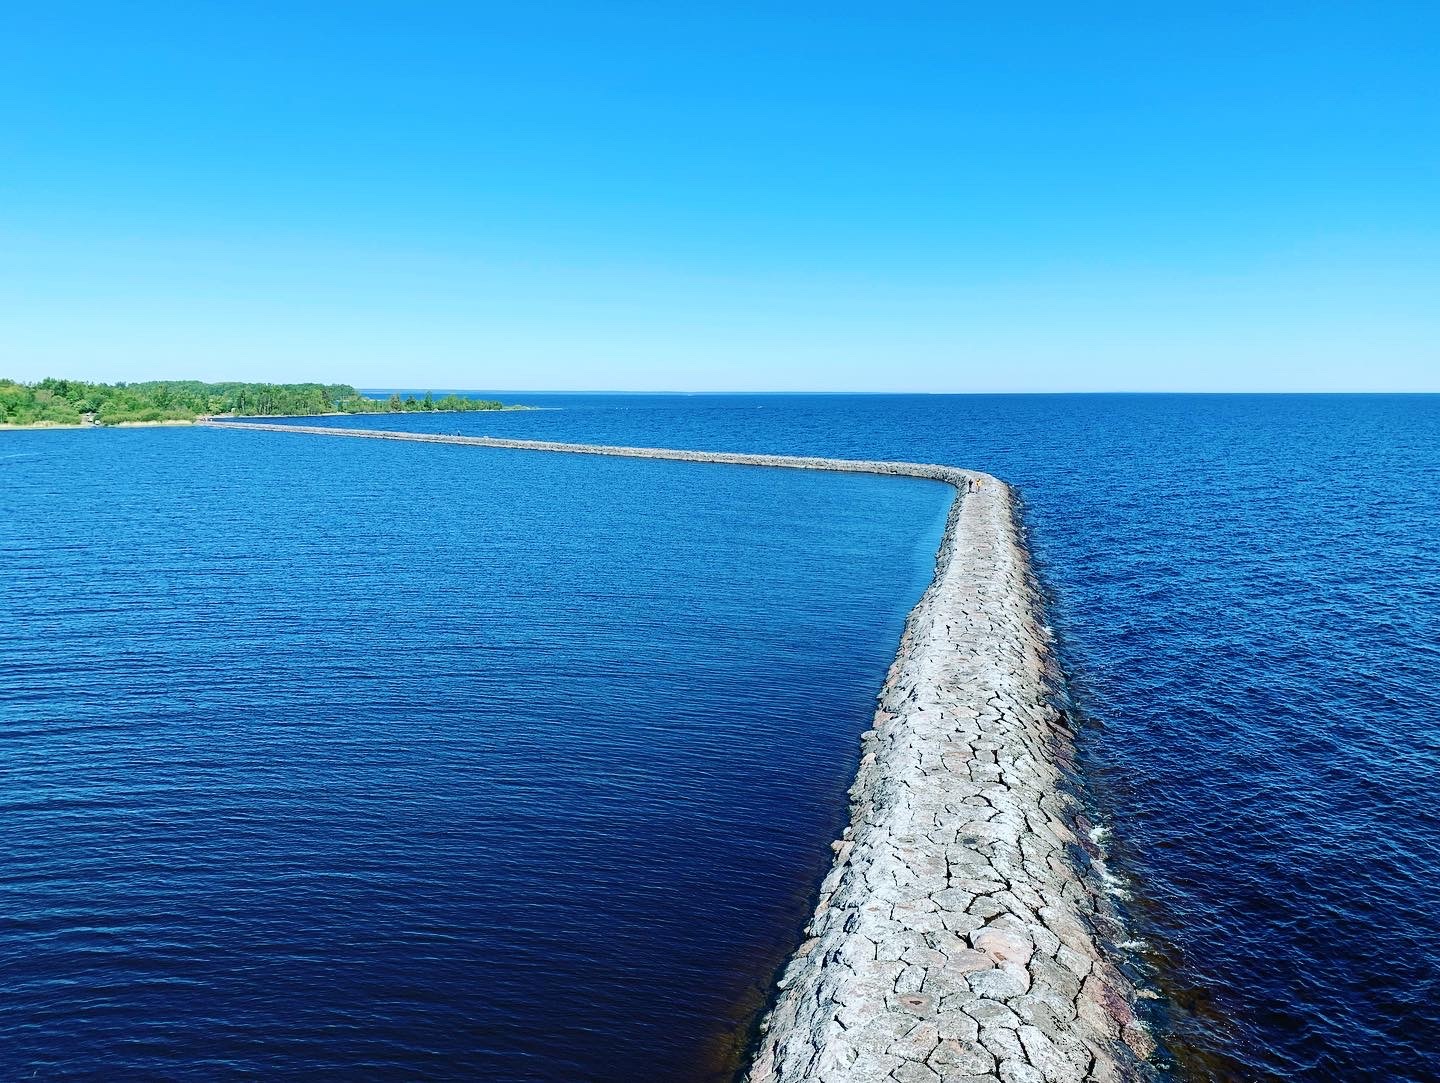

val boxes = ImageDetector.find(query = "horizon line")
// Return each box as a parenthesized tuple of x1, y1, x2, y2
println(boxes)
(355, 388, 1440, 396)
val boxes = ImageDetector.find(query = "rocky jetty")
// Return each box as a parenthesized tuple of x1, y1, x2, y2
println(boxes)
(202, 420, 973, 483)
(206, 420, 1153, 1082)
(746, 477, 1153, 1083)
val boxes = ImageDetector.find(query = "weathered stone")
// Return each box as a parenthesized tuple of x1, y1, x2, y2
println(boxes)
(847, 1051, 906, 1080)
(967, 896, 1010, 921)
(1010, 994, 1070, 1036)
(940, 912, 987, 936)
(934, 1011, 981, 1043)
(1123, 1023, 1156, 1059)
(892, 1061, 942, 1083)
(972, 926, 1034, 967)
(1057, 945, 1092, 980)
(927, 1038, 996, 1076)
(896, 993, 936, 1016)
(897, 966, 930, 997)
(967, 962, 1031, 1000)
(997, 1061, 1047, 1083)
(1018, 1025, 1087, 1083)
(979, 1025, 1025, 1062)
(940, 949, 996, 975)
(1077, 975, 1131, 1041)
(903, 945, 950, 969)
(888, 1021, 941, 1062)
(964, 998, 1022, 1031)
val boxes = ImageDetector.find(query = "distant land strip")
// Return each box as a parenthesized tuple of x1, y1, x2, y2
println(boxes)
(0, 378, 509, 428)
(206, 419, 1156, 1082)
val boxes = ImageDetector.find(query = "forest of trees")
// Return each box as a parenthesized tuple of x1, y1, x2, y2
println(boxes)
(0, 379, 505, 426)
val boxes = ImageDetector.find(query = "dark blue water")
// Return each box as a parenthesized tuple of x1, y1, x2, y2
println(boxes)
(6, 395, 1439, 1081)
(0, 425, 950, 1079)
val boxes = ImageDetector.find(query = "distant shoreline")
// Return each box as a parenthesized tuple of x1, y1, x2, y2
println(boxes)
(0, 378, 524, 429)
(0, 406, 534, 432)
(0, 419, 197, 431)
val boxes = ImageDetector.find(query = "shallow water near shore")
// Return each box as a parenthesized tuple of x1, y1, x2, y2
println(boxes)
(5, 393, 1439, 1080)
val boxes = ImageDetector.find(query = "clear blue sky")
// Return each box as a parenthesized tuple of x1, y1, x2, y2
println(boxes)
(2, 3, 1436, 391)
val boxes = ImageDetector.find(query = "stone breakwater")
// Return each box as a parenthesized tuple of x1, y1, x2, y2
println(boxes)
(747, 479, 1153, 1083)
(206, 421, 1153, 1082)
(202, 421, 973, 483)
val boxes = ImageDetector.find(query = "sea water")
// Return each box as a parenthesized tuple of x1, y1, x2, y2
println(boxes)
(4, 394, 1438, 1080)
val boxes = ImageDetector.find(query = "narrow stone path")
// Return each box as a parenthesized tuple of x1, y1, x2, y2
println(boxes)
(747, 479, 1152, 1083)
(204, 420, 1153, 1082)
(201, 420, 981, 484)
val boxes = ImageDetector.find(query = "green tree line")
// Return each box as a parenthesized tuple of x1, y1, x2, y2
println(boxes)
(0, 379, 504, 426)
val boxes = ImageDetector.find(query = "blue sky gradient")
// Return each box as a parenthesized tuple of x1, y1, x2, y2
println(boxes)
(3, 3, 1436, 390)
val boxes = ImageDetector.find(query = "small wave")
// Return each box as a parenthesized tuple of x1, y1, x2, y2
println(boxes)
(1100, 869, 1133, 900)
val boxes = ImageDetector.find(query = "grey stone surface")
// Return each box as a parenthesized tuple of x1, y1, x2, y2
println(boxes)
(206, 421, 1154, 1082)
(744, 475, 1153, 1083)
(203, 421, 984, 484)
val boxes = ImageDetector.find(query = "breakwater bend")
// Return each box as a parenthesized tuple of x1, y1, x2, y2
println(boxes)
(205, 421, 1154, 1082)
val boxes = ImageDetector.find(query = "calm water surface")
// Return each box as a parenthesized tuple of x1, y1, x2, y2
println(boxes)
(5, 394, 1439, 1080)
(1, 425, 950, 1079)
